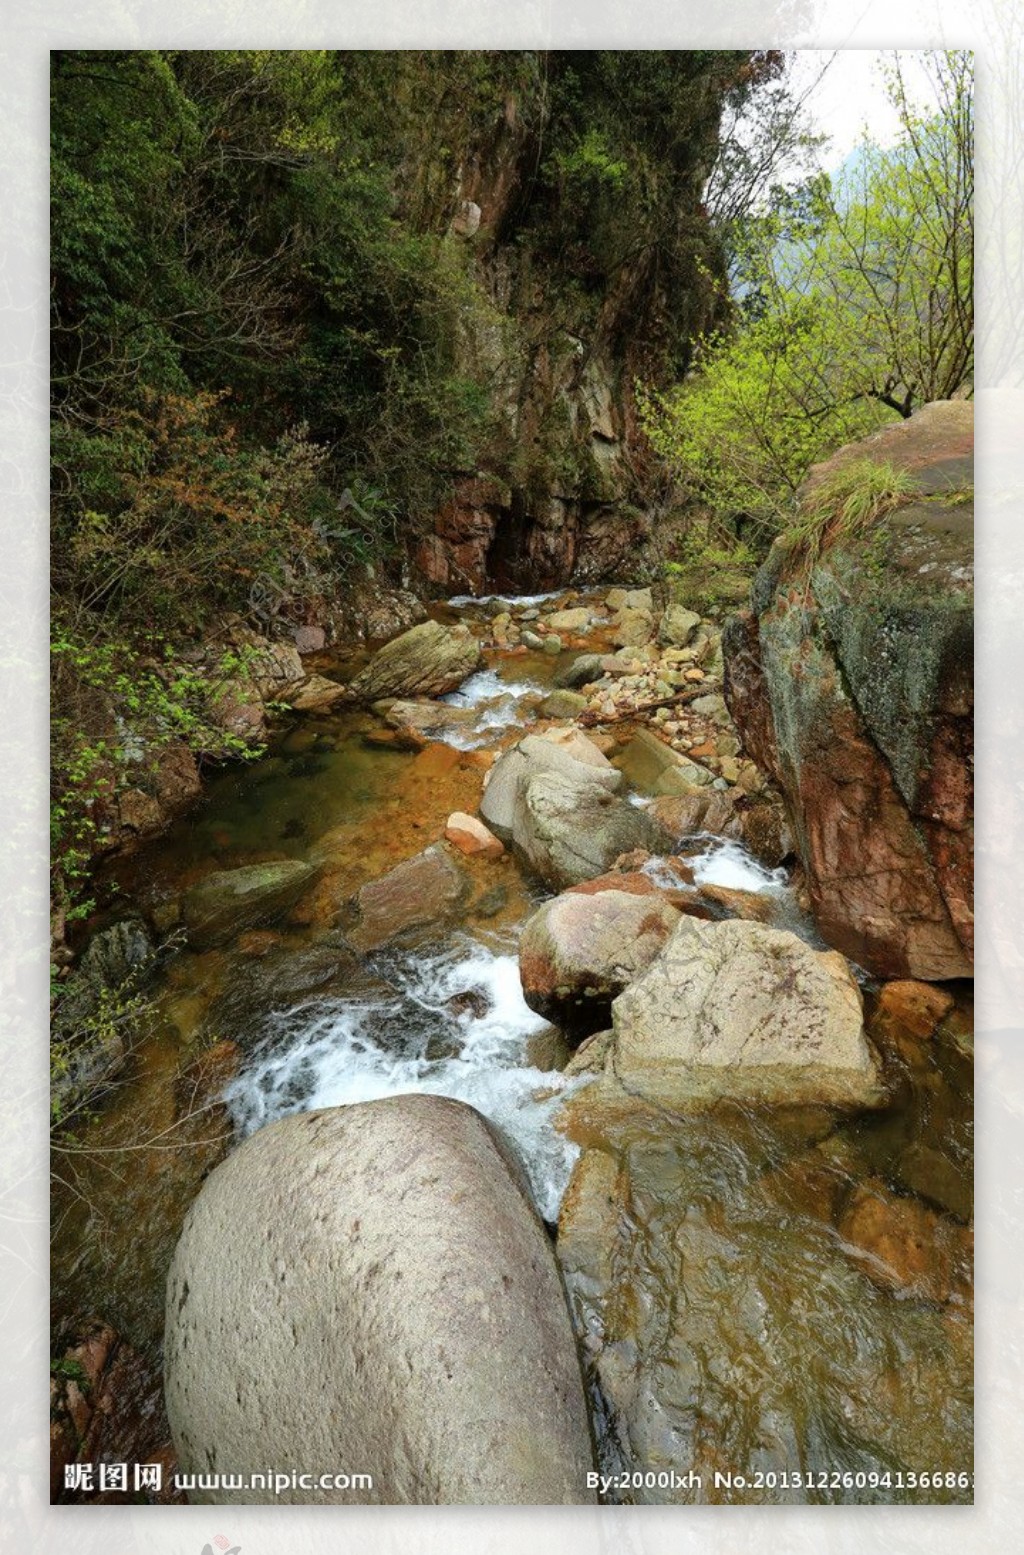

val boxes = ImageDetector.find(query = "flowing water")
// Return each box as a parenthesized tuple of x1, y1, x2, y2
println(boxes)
(51, 590, 973, 1503)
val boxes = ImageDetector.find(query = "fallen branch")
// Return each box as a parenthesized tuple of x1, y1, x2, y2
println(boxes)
(577, 683, 714, 728)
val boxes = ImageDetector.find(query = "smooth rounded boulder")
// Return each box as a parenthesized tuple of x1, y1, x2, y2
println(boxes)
(164, 1096, 596, 1505)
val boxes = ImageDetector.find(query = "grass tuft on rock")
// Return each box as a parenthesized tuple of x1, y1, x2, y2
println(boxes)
(788, 459, 920, 569)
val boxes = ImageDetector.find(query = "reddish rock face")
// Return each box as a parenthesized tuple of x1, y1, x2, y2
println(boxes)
(724, 403, 973, 982)
(412, 476, 507, 594)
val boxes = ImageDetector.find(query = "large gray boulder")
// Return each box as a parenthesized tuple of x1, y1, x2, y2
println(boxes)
(480, 730, 621, 840)
(350, 620, 482, 701)
(182, 860, 319, 949)
(164, 1097, 595, 1505)
(479, 729, 661, 888)
(608, 917, 885, 1111)
(513, 770, 668, 890)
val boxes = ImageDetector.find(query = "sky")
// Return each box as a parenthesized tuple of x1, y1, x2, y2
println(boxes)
(785, 48, 945, 169)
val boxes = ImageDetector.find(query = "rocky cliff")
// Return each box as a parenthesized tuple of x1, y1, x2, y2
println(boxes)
(724, 402, 974, 981)
(395, 52, 767, 593)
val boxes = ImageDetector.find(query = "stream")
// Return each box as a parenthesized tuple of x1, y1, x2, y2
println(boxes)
(50, 588, 973, 1505)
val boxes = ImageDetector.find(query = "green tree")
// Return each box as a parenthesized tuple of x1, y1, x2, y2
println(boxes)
(642, 50, 973, 538)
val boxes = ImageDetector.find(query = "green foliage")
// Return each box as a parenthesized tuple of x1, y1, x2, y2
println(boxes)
(50, 966, 161, 1132)
(50, 1356, 90, 1389)
(49, 48, 762, 912)
(50, 619, 265, 913)
(662, 523, 759, 612)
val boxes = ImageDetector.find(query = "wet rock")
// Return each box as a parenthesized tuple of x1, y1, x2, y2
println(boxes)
(724, 402, 973, 981)
(543, 634, 563, 656)
(556, 1128, 971, 1502)
(739, 796, 793, 867)
(875, 980, 955, 1041)
(520, 888, 680, 1036)
(150, 898, 182, 936)
(444, 811, 504, 859)
(513, 770, 669, 891)
(380, 699, 479, 743)
(474, 883, 509, 918)
(522, 629, 545, 650)
(209, 939, 364, 1044)
(286, 674, 348, 713)
(649, 788, 716, 837)
(345, 844, 470, 952)
(526, 1025, 574, 1071)
(614, 727, 715, 795)
(235, 929, 282, 955)
(350, 620, 482, 701)
(164, 1097, 595, 1504)
(553, 652, 605, 690)
(545, 607, 590, 631)
(182, 861, 319, 950)
(174, 1039, 242, 1118)
(51, 1317, 181, 1504)
(563, 1027, 616, 1079)
(696, 883, 774, 922)
(837, 1179, 971, 1302)
(568, 869, 664, 898)
(294, 624, 326, 654)
(606, 918, 884, 1111)
(895, 1143, 972, 1224)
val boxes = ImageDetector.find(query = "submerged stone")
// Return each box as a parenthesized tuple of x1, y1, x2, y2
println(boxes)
(182, 860, 319, 950)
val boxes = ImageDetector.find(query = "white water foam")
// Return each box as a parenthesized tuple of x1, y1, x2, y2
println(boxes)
(447, 590, 563, 608)
(223, 937, 582, 1222)
(689, 836, 789, 893)
(438, 667, 541, 748)
(642, 835, 788, 895)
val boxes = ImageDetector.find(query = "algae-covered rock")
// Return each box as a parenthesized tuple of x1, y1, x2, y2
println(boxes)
(724, 402, 973, 981)
(350, 620, 482, 701)
(182, 861, 319, 950)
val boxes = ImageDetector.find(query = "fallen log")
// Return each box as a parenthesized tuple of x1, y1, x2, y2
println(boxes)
(577, 683, 710, 728)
